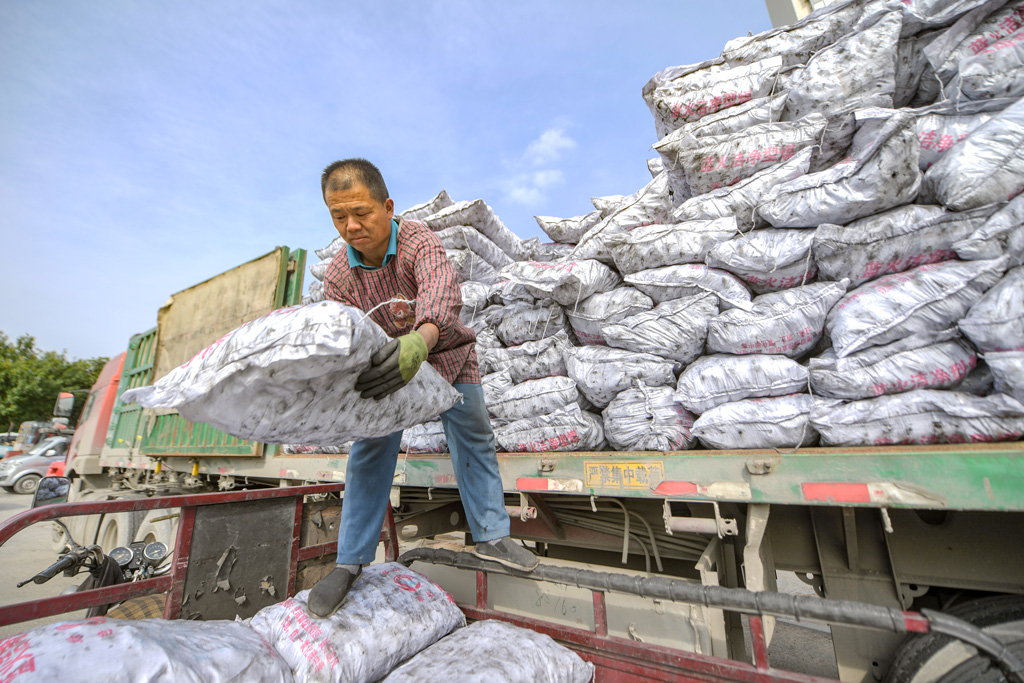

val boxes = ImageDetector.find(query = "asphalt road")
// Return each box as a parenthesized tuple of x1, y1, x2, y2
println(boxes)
(0, 493, 85, 639)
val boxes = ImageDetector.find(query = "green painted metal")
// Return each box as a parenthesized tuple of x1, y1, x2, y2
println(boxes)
(139, 247, 307, 459)
(279, 247, 307, 307)
(105, 328, 157, 452)
(141, 413, 260, 457)
(361, 442, 1024, 512)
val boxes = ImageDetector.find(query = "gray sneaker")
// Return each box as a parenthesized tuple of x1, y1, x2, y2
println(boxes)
(472, 537, 539, 571)
(306, 565, 362, 618)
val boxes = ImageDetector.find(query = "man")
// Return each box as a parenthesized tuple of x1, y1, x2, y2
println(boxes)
(307, 158, 538, 619)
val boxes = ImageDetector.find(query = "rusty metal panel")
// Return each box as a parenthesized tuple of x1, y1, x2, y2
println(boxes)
(181, 497, 295, 620)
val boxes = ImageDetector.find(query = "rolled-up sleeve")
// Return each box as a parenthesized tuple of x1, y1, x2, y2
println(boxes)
(409, 230, 464, 348)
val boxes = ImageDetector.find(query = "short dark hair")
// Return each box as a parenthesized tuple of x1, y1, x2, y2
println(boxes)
(320, 158, 390, 204)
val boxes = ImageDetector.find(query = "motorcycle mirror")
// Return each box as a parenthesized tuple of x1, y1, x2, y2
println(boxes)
(32, 476, 71, 508)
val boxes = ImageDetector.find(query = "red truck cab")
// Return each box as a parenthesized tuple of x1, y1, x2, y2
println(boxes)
(61, 353, 125, 479)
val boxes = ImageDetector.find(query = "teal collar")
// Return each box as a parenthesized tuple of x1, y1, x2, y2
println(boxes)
(347, 218, 399, 270)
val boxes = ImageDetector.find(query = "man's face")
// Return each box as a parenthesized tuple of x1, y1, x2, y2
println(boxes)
(324, 178, 395, 264)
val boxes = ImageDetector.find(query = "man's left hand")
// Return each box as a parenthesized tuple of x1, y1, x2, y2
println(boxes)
(355, 331, 429, 400)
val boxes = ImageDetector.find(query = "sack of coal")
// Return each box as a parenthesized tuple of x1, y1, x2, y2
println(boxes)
(810, 389, 1024, 446)
(489, 377, 580, 422)
(809, 328, 978, 399)
(674, 354, 808, 415)
(706, 281, 848, 358)
(954, 194, 1024, 265)
(603, 294, 718, 364)
(499, 260, 621, 307)
(567, 345, 677, 408)
(825, 257, 1008, 357)
(706, 228, 817, 294)
(480, 331, 573, 383)
(399, 189, 454, 221)
(120, 302, 462, 445)
(604, 219, 738, 275)
(380, 619, 595, 683)
(494, 404, 605, 452)
(625, 264, 752, 310)
(534, 210, 603, 245)
(958, 265, 1024, 352)
(602, 383, 696, 451)
(691, 394, 837, 450)
(564, 287, 654, 346)
(814, 203, 998, 287)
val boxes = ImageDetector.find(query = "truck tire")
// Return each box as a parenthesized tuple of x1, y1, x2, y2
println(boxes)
(133, 508, 179, 548)
(95, 511, 143, 551)
(13, 474, 40, 495)
(937, 638, 1024, 683)
(884, 595, 1024, 683)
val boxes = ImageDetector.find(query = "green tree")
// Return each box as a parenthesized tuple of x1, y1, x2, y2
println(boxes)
(0, 332, 108, 432)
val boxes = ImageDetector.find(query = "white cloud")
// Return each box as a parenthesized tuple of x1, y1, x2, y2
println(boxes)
(523, 127, 576, 166)
(505, 169, 566, 206)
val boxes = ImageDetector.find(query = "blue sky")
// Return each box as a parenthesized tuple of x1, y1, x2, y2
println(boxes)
(1, 1, 772, 361)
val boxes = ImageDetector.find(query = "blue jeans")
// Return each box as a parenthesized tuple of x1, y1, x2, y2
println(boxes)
(336, 383, 510, 565)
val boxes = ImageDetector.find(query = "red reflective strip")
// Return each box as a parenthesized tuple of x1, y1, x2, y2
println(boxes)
(516, 477, 552, 491)
(652, 481, 699, 496)
(803, 482, 871, 503)
(904, 612, 931, 633)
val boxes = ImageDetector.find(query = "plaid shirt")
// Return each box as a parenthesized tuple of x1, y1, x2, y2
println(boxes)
(323, 217, 480, 384)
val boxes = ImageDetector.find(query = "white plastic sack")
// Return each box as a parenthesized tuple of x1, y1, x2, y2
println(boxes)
(120, 302, 462, 445)
(814, 204, 998, 286)
(670, 147, 813, 230)
(954, 28, 1024, 99)
(900, 0, 997, 36)
(250, 563, 465, 683)
(811, 389, 1024, 446)
(648, 156, 665, 177)
(499, 260, 621, 307)
(316, 235, 347, 261)
(782, 8, 902, 121)
(894, 28, 942, 108)
(481, 369, 514, 407)
(679, 92, 789, 140)
(516, 238, 575, 263)
(663, 115, 826, 196)
(447, 248, 501, 285)
(564, 287, 654, 346)
(592, 193, 631, 217)
(309, 258, 330, 282)
(603, 294, 718, 364)
(915, 110, 995, 169)
(604, 219, 739, 275)
(692, 395, 831, 450)
(283, 443, 352, 455)
(460, 281, 490, 313)
(424, 199, 522, 259)
(643, 56, 783, 138)
(380, 619, 595, 683)
(401, 420, 447, 454)
(535, 210, 603, 245)
(707, 281, 848, 358)
(825, 257, 1008, 357)
(437, 226, 514, 270)
(721, 0, 882, 67)
(624, 264, 753, 310)
(481, 331, 572, 383)
(494, 404, 605, 452)
(602, 384, 696, 451)
(573, 174, 675, 262)
(954, 193, 1024, 265)
(489, 300, 566, 346)
(3, 617, 294, 683)
(959, 265, 1024, 352)
(925, 0, 1024, 87)
(399, 190, 454, 222)
(986, 351, 1024, 403)
(809, 328, 978, 399)
(921, 97, 1024, 210)
(567, 345, 677, 408)
(303, 279, 326, 305)
(706, 229, 817, 294)
(487, 279, 538, 306)
(674, 354, 808, 415)
(489, 376, 580, 422)
(757, 112, 922, 228)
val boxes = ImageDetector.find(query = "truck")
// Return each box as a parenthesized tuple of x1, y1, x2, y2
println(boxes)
(41, 237, 1022, 683)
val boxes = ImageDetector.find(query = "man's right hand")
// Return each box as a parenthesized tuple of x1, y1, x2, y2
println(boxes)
(355, 331, 428, 400)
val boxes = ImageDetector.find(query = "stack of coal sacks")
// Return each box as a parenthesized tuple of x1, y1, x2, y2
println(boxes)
(307, 0, 1024, 453)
